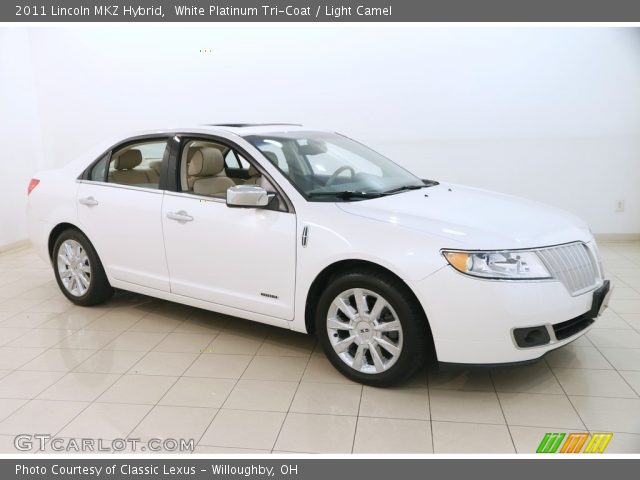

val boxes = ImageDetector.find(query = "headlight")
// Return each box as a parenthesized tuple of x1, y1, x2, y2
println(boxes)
(442, 249, 552, 280)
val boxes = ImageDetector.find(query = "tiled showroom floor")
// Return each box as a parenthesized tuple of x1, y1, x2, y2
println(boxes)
(0, 242, 639, 454)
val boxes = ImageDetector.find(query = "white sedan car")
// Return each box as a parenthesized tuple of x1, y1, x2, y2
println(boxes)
(27, 124, 610, 385)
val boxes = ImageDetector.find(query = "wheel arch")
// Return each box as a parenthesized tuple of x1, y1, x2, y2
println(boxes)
(304, 259, 436, 357)
(47, 222, 115, 305)
(47, 222, 87, 260)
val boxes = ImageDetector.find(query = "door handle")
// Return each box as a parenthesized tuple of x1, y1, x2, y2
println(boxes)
(78, 196, 99, 207)
(166, 210, 194, 222)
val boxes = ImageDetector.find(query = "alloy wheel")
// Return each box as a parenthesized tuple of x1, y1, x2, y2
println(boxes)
(57, 239, 92, 297)
(326, 288, 403, 374)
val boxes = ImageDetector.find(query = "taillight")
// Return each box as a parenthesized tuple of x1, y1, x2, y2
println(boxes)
(27, 178, 40, 195)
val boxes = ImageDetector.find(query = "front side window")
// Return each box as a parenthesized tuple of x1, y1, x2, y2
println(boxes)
(244, 132, 425, 201)
(179, 140, 251, 198)
(90, 140, 168, 189)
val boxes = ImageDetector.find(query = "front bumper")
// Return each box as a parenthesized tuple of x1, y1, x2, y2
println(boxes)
(415, 266, 610, 364)
(511, 279, 610, 348)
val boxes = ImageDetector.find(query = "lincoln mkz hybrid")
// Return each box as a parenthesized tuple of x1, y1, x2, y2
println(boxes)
(27, 124, 611, 385)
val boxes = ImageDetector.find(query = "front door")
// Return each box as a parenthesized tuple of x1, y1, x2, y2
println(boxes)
(160, 136, 297, 320)
(161, 192, 297, 319)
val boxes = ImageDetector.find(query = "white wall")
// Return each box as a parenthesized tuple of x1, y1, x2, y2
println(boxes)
(1, 26, 639, 247)
(0, 29, 44, 247)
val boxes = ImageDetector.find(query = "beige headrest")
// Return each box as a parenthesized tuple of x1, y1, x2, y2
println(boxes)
(115, 150, 142, 170)
(188, 147, 224, 177)
(248, 165, 259, 177)
(186, 146, 201, 162)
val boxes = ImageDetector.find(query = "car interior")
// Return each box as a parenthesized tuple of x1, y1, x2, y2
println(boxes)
(93, 137, 290, 212)
(106, 141, 167, 189)
(179, 139, 273, 198)
(102, 139, 275, 197)
(245, 135, 389, 196)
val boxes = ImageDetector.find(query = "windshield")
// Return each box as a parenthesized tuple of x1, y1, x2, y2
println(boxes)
(243, 131, 427, 201)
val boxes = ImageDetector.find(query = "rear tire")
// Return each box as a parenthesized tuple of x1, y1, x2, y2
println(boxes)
(52, 229, 114, 306)
(315, 269, 430, 386)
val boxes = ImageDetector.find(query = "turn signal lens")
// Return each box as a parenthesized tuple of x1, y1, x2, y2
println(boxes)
(27, 178, 40, 195)
(443, 251, 470, 272)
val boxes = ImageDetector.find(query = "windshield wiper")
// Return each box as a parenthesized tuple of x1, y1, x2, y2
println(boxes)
(307, 190, 383, 200)
(381, 184, 428, 195)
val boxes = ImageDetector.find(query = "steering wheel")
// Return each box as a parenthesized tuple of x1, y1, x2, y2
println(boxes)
(325, 166, 355, 187)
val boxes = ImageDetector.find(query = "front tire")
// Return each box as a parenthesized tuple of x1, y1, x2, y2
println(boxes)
(315, 269, 430, 386)
(52, 229, 114, 306)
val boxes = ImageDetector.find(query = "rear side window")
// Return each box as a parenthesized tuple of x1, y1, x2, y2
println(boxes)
(89, 153, 110, 181)
(89, 140, 168, 189)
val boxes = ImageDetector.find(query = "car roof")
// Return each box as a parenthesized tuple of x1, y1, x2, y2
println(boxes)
(207, 123, 312, 136)
(135, 123, 315, 138)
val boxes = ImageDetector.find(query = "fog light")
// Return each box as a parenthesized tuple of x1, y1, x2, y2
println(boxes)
(513, 326, 551, 348)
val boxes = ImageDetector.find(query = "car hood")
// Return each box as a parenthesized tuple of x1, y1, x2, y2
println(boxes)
(336, 183, 592, 249)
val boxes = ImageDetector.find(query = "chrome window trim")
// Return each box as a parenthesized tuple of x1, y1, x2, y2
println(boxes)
(76, 179, 163, 195)
(163, 190, 226, 204)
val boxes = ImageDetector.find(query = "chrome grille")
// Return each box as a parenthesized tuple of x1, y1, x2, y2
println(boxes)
(537, 242, 602, 296)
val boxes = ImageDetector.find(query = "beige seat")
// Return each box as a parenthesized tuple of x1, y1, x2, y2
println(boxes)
(184, 146, 201, 190)
(148, 161, 162, 183)
(109, 150, 153, 186)
(185, 145, 230, 188)
(189, 147, 235, 196)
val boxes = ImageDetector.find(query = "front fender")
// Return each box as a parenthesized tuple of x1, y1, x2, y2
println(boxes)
(291, 205, 449, 332)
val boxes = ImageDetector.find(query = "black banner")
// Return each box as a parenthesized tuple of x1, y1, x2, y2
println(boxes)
(4, 0, 640, 22)
(3, 459, 640, 480)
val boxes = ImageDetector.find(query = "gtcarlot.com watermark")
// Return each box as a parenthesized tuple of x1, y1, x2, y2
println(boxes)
(14, 434, 195, 453)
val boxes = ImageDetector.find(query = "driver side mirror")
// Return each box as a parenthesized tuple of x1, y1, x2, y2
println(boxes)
(226, 185, 273, 208)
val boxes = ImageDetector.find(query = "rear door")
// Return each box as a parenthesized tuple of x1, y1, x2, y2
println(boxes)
(77, 138, 171, 291)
